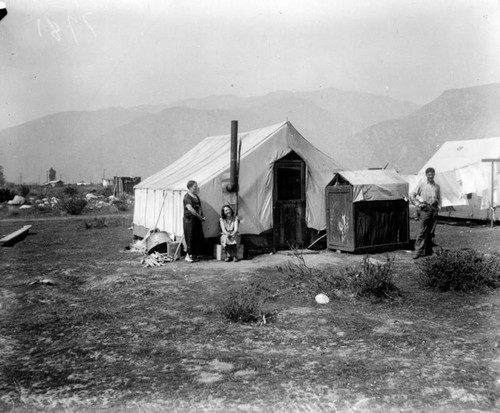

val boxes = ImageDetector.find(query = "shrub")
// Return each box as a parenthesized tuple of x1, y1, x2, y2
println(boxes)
(218, 281, 274, 323)
(98, 186, 113, 197)
(84, 218, 107, 229)
(279, 250, 350, 297)
(63, 185, 79, 197)
(59, 197, 88, 215)
(8, 208, 20, 217)
(280, 250, 314, 282)
(279, 252, 400, 301)
(418, 248, 500, 293)
(0, 188, 16, 202)
(113, 198, 129, 211)
(346, 256, 401, 299)
(18, 185, 30, 197)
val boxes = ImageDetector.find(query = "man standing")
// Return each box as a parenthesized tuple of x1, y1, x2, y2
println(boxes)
(183, 180, 205, 263)
(410, 167, 441, 259)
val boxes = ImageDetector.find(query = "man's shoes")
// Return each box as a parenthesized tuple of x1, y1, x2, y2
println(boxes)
(233, 257, 239, 262)
(185, 255, 194, 263)
(224, 257, 231, 262)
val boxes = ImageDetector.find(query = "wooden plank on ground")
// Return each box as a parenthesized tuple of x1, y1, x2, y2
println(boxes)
(0, 225, 32, 244)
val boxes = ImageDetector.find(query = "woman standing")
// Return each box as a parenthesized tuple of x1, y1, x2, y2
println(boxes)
(219, 204, 240, 262)
(183, 180, 205, 263)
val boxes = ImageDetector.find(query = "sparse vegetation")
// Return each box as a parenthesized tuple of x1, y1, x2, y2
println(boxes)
(59, 196, 88, 215)
(18, 185, 30, 198)
(0, 187, 15, 202)
(111, 195, 130, 212)
(84, 217, 108, 229)
(418, 248, 500, 293)
(279, 250, 400, 301)
(97, 186, 113, 197)
(0, 165, 5, 186)
(218, 281, 275, 323)
(0, 183, 135, 219)
(63, 185, 79, 197)
(346, 255, 401, 299)
(0, 219, 499, 412)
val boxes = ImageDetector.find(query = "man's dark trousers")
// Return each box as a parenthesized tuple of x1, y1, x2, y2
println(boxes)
(414, 208, 438, 257)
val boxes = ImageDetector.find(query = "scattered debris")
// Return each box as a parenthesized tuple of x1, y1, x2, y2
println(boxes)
(140, 251, 173, 267)
(7, 195, 25, 205)
(129, 238, 147, 253)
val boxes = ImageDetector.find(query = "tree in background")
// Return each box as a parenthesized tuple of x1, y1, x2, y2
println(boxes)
(0, 165, 5, 186)
(49, 167, 56, 181)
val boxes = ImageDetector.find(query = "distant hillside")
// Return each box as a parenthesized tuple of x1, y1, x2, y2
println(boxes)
(136, 88, 419, 130)
(349, 84, 500, 173)
(77, 101, 358, 180)
(0, 107, 147, 183)
(0, 88, 419, 183)
(3, 84, 499, 183)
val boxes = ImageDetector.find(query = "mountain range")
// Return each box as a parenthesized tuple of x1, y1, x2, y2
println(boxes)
(1, 84, 499, 183)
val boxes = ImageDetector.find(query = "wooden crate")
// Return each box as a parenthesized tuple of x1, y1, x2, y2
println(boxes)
(214, 244, 244, 261)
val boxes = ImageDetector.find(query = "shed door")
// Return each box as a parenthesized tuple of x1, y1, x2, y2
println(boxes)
(326, 187, 354, 251)
(273, 156, 306, 250)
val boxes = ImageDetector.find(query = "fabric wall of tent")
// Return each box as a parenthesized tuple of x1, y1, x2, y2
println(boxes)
(133, 121, 342, 250)
(409, 136, 500, 221)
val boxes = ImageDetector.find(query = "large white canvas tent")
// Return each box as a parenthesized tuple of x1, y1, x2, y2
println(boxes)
(411, 136, 500, 221)
(133, 121, 341, 242)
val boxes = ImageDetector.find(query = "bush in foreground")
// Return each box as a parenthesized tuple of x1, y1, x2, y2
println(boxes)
(279, 250, 400, 301)
(345, 256, 401, 300)
(279, 249, 351, 296)
(418, 248, 500, 293)
(218, 281, 274, 323)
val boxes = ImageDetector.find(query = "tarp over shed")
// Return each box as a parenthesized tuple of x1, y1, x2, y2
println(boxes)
(133, 121, 341, 239)
(329, 169, 409, 202)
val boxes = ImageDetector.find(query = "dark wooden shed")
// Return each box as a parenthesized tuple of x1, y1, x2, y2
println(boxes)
(325, 169, 410, 252)
(114, 176, 141, 196)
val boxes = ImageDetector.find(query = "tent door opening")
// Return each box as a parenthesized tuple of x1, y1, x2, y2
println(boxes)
(273, 152, 306, 250)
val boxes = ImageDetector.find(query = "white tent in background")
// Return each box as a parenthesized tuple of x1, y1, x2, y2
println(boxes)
(133, 121, 341, 246)
(414, 136, 500, 221)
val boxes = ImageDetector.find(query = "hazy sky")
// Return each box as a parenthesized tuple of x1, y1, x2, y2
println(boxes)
(1, 0, 500, 129)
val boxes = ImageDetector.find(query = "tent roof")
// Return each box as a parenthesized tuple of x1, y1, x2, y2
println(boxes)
(134, 121, 342, 237)
(330, 169, 408, 202)
(136, 121, 340, 190)
(419, 136, 500, 173)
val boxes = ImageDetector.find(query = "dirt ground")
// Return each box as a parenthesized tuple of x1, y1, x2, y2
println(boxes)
(1, 214, 500, 412)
